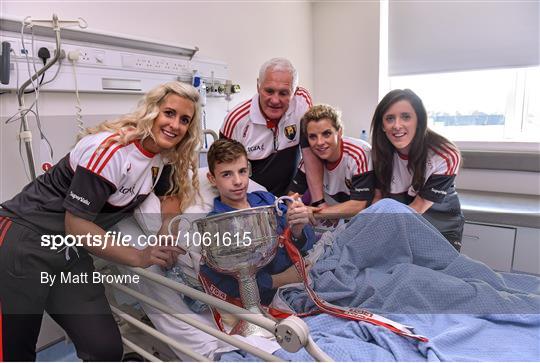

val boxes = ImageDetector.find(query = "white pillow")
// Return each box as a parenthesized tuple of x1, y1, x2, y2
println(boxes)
(133, 167, 214, 236)
(133, 192, 162, 238)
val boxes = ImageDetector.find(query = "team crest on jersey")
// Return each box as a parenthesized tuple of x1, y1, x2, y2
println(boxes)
(151, 167, 160, 185)
(345, 178, 352, 189)
(284, 125, 297, 140)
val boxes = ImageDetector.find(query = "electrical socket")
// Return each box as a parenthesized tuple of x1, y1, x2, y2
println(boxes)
(68, 50, 80, 61)
(78, 49, 91, 62)
(63, 47, 103, 64)
(53, 49, 66, 59)
(127, 54, 187, 73)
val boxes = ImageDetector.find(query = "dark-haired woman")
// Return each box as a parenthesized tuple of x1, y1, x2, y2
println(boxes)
(371, 89, 464, 251)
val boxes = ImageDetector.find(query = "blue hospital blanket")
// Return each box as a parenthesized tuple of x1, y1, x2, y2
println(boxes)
(220, 199, 540, 361)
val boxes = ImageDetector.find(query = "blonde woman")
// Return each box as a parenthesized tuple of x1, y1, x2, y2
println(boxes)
(289, 104, 375, 217)
(0, 81, 201, 361)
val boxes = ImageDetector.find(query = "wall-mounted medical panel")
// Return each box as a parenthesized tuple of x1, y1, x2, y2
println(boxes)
(0, 29, 229, 94)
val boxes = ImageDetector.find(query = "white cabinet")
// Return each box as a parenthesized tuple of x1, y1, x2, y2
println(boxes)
(461, 222, 516, 272)
(512, 227, 540, 275)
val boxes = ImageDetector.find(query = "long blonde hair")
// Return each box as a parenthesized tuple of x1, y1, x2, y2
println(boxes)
(79, 81, 202, 212)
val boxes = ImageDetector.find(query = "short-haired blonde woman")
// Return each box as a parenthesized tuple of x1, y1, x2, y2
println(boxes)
(289, 104, 375, 216)
(0, 81, 201, 361)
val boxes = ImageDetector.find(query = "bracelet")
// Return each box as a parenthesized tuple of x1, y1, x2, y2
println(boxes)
(311, 199, 325, 207)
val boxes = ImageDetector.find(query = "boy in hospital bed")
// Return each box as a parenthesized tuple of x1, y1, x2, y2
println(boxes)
(114, 138, 314, 360)
(199, 138, 316, 305)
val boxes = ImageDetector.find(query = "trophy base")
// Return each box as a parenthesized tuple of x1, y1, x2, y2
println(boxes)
(230, 319, 275, 339)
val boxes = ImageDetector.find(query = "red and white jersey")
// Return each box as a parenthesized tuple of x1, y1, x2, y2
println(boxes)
(220, 87, 312, 196)
(67, 131, 165, 214)
(390, 144, 461, 203)
(322, 137, 374, 202)
(1, 131, 165, 233)
(290, 137, 375, 203)
(220, 87, 312, 159)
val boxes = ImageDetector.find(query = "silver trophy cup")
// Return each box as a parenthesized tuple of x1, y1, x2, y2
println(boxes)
(170, 196, 293, 337)
(195, 204, 280, 337)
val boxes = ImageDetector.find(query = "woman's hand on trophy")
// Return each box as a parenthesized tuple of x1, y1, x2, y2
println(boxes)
(307, 205, 323, 225)
(136, 244, 185, 269)
(156, 219, 187, 267)
(286, 196, 311, 238)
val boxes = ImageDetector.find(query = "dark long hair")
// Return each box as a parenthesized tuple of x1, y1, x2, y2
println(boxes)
(370, 89, 459, 196)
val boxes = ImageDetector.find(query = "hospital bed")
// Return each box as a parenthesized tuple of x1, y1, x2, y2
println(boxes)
(99, 177, 540, 362)
(96, 133, 539, 362)
(98, 165, 333, 361)
(91, 128, 330, 361)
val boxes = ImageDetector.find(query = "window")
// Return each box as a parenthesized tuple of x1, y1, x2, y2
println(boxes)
(389, 66, 540, 143)
(383, 0, 539, 148)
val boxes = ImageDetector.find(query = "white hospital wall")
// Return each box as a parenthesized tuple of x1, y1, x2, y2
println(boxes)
(0, 2, 313, 201)
(312, 2, 380, 139)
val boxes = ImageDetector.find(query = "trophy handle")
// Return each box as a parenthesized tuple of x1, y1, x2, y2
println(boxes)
(274, 195, 296, 216)
(167, 214, 193, 236)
